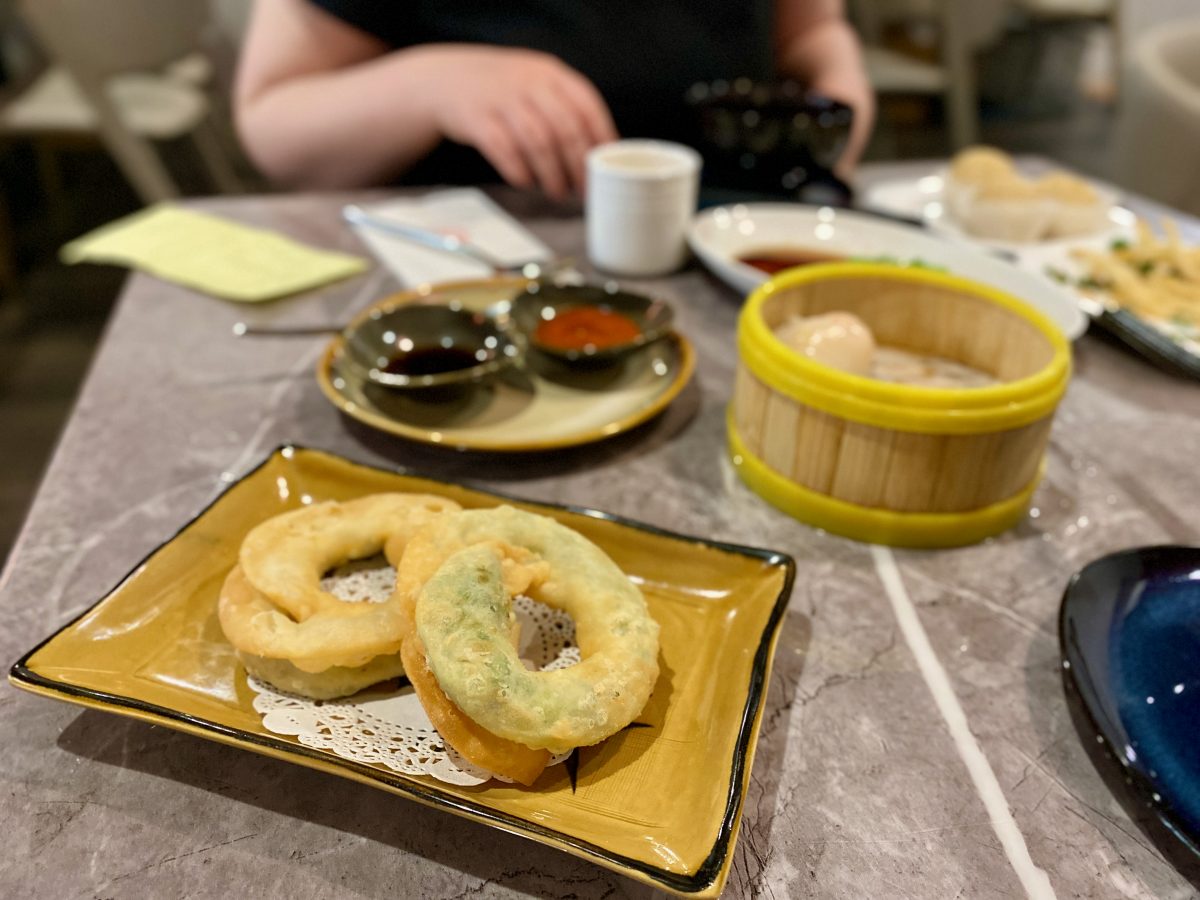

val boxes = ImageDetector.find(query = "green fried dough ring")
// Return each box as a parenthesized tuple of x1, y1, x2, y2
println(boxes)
(408, 506, 660, 755)
(240, 493, 461, 622)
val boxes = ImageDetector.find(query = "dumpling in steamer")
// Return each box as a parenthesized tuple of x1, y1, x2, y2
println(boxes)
(774, 312, 876, 376)
(772, 310, 1000, 387)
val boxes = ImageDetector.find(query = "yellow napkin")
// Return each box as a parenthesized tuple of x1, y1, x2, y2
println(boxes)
(60, 204, 368, 302)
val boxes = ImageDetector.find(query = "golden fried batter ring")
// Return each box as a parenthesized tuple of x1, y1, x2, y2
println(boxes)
(398, 506, 660, 756)
(385, 533, 549, 782)
(220, 565, 399, 673)
(399, 635, 550, 785)
(240, 493, 461, 622)
(221, 493, 460, 676)
(237, 649, 406, 701)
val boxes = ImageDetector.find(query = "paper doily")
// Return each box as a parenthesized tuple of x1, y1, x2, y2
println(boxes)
(249, 560, 577, 785)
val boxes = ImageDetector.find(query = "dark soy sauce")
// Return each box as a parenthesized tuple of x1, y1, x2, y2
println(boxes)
(382, 346, 480, 377)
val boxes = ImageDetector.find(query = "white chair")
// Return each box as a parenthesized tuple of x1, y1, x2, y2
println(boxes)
(850, 0, 1008, 149)
(1115, 0, 1200, 48)
(7, 0, 244, 203)
(1008, 1, 1199, 106)
(1111, 20, 1200, 216)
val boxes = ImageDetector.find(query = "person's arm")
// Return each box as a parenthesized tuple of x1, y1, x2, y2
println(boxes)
(234, 0, 617, 196)
(775, 0, 875, 174)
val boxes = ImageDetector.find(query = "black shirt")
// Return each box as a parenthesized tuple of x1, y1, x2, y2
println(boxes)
(309, 0, 774, 185)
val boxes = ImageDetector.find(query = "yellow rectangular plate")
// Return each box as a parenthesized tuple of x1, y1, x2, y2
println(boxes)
(9, 446, 793, 897)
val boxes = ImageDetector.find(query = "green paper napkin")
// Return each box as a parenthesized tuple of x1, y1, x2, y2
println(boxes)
(61, 205, 368, 302)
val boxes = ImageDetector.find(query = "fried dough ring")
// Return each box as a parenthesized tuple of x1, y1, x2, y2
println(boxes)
(240, 493, 460, 621)
(223, 494, 461, 669)
(399, 506, 660, 756)
(219, 564, 404, 670)
(237, 649, 406, 701)
(399, 635, 550, 785)
(386, 533, 551, 783)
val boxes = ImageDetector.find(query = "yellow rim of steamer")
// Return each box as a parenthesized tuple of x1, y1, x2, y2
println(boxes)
(738, 262, 1072, 435)
(727, 413, 1040, 548)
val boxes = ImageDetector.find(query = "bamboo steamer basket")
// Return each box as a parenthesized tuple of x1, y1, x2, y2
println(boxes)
(729, 262, 1072, 548)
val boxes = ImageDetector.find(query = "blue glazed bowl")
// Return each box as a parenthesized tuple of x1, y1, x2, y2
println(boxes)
(1060, 545, 1200, 880)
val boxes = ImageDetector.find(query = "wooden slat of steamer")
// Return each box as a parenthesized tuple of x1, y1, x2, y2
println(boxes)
(879, 430, 946, 512)
(735, 353, 1055, 513)
(760, 381, 802, 477)
(790, 401, 845, 495)
(733, 366, 766, 449)
(829, 420, 897, 508)
(735, 367, 847, 497)
(924, 418, 1053, 512)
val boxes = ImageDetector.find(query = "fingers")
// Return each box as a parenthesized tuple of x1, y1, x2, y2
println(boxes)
(502, 101, 572, 201)
(526, 86, 596, 196)
(476, 115, 534, 191)
(555, 70, 618, 148)
(503, 72, 618, 199)
(449, 52, 620, 200)
(544, 70, 618, 195)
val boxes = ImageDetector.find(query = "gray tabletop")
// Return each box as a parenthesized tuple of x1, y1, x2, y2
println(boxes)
(3, 163, 1199, 899)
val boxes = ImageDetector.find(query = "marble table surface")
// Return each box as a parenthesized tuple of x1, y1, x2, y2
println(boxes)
(3, 162, 1199, 899)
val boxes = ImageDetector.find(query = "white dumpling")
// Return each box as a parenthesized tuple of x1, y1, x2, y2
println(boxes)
(775, 312, 876, 376)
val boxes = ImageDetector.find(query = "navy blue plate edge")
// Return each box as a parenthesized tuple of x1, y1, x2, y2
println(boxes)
(1091, 311, 1200, 381)
(1058, 544, 1200, 885)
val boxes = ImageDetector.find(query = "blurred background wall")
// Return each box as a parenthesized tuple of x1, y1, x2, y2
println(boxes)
(1, 0, 1199, 562)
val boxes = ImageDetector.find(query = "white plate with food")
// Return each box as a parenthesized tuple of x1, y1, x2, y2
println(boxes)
(860, 148, 1138, 280)
(1054, 218, 1200, 377)
(687, 201, 1089, 340)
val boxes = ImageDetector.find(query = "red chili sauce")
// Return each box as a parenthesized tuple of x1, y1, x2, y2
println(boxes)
(738, 247, 843, 275)
(533, 305, 642, 351)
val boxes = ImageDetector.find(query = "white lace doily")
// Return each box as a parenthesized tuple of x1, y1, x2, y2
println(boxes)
(250, 560, 578, 785)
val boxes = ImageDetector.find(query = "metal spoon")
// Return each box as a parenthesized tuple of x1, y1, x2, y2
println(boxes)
(232, 298, 520, 339)
(232, 322, 339, 337)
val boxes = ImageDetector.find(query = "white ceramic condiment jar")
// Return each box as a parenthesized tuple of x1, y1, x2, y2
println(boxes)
(586, 140, 702, 277)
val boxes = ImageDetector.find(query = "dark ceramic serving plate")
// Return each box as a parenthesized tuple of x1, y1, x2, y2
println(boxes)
(1060, 545, 1200, 878)
(1088, 309, 1200, 381)
(9, 445, 795, 897)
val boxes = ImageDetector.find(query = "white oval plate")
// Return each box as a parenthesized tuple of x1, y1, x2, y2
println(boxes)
(688, 201, 1089, 340)
(863, 174, 1138, 295)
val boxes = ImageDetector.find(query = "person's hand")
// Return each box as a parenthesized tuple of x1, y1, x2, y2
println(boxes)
(418, 45, 618, 200)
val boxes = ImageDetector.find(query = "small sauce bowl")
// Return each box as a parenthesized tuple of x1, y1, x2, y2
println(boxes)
(341, 300, 519, 389)
(509, 282, 675, 363)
